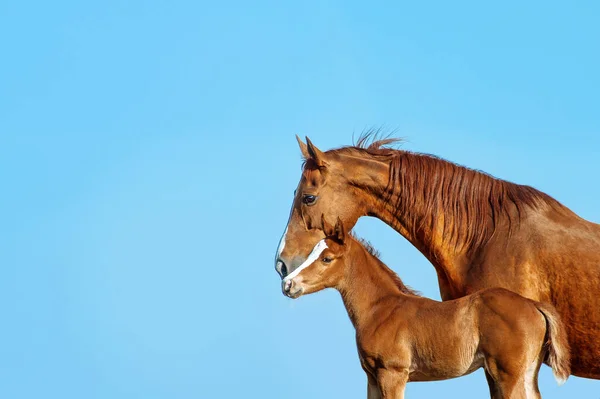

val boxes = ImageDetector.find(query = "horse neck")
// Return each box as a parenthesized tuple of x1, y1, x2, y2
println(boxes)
(338, 151, 462, 265)
(337, 238, 408, 328)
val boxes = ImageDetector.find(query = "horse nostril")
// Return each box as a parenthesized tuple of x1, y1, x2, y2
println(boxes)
(276, 260, 288, 278)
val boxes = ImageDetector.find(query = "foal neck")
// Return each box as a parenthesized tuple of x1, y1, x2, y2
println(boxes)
(337, 237, 415, 327)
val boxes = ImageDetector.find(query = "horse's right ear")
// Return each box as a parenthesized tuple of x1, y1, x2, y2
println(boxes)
(334, 217, 345, 244)
(296, 135, 310, 159)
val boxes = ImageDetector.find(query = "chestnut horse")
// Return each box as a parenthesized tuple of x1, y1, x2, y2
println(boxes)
(275, 133, 600, 379)
(280, 217, 570, 399)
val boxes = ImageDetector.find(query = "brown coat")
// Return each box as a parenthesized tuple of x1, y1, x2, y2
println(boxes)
(281, 219, 570, 399)
(276, 134, 600, 378)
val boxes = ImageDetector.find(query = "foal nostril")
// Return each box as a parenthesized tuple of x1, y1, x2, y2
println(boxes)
(276, 260, 288, 278)
(283, 280, 292, 293)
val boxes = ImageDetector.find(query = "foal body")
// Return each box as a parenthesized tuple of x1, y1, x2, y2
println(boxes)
(281, 220, 570, 399)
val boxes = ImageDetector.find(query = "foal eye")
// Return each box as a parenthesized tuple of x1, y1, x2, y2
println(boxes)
(302, 195, 317, 205)
(322, 257, 332, 263)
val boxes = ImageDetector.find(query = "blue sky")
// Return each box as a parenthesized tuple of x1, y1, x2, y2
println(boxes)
(1, 0, 599, 398)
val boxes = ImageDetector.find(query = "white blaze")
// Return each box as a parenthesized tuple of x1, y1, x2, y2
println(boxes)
(275, 185, 300, 268)
(275, 183, 304, 269)
(275, 225, 288, 266)
(283, 239, 328, 282)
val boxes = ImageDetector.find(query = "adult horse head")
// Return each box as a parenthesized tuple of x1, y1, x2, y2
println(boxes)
(274, 135, 378, 278)
(274, 133, 600, 379)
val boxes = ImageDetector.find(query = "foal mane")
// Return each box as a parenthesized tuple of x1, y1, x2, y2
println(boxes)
(353, 234, 421, 297)
(333, 130, 568, 252)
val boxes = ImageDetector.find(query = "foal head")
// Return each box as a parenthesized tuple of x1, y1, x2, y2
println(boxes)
(281, 216, 349, 299)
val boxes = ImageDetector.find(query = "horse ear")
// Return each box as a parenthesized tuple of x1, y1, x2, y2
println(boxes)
(321, 214, 334, 236)
(296, 135, 310, 159)
(334, 217, 345, 243)
(305, 136, 327, 167)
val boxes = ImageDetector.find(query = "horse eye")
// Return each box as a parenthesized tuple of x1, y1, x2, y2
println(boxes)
(322, 257, 332, 263)
(302, 195, 317, 205)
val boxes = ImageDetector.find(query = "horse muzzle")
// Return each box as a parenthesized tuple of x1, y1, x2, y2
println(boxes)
(282, 278, 304, 299)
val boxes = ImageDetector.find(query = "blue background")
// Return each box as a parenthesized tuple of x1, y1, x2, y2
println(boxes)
(1, 0, 599, 397)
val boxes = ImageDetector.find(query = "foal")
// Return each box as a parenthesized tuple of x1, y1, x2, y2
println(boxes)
(280, 218, 570, 399)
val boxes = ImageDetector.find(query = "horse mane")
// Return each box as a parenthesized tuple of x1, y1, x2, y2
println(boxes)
(352, 234, 421, 297)
(333, 129, 568, 252)
(353, 127, 404, 151)
(354, 235, 381, 258)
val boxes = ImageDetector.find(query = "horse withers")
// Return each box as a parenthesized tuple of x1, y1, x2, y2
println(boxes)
(280, 217, 570, 399)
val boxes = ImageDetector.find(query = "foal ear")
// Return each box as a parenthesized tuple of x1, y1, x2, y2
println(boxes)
(334, 217, 345, 243)
(305, 137, 327, 167)
(296, 135, 310, 159)
(321, 214, 334, 236)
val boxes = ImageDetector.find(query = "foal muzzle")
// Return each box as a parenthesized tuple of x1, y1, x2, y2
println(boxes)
(282, 278, 303, 298)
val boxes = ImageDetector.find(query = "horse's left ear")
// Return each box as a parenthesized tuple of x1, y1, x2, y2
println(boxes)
(321, 214, 334, 236)
(334, 217, 345, 244)
(305, 137, 327, 167)
(296, 135, 310, 159)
